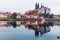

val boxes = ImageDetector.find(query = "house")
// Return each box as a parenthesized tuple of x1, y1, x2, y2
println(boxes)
(24, 14, 39, 19)
(0, 12, 12, 18)
(31, 10, 39, 15)
(24, 14, 31, 18)
(38, 16, 44, 19)
(0, 13, 4, 18)
(21, 14, 26, 18)
(0, 12, 6, 18)
(25, 10, 39, 19)
(16, 13, 22, 18)
(6, 12, 12, 18)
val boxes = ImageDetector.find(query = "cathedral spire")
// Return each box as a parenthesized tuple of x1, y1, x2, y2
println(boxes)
(35, 2, 39, 9)
(41, 3, 44, 8)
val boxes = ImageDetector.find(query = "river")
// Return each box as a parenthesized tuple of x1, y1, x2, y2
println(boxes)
(0, 21, 60, 40)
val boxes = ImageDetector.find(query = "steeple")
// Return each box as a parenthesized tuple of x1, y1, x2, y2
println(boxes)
(35, 2, 39, 9)
(37, 3, 39, 8)
(41, 3, 44, 8)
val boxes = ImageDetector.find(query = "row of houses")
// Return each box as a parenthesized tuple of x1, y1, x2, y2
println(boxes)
(24, 10, 44, 19)
(0, 3, 52, 19)
(0, 11, 44, 19)
(0, 12, 21, 18)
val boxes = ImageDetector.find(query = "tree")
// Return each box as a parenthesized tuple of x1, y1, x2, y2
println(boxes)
(49, 14, 53, 18)
(12, 21, 17, 28)
(12, 12, 17, 19)
(46, 13, 49, 17)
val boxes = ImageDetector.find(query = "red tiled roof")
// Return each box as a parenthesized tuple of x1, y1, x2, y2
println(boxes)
(37, 8, 42, 10)
(7, 13, 12, 18)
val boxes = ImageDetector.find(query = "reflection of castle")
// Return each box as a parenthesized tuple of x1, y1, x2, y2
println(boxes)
(25, 23, 53, 37)
(22, 20, 47, 26)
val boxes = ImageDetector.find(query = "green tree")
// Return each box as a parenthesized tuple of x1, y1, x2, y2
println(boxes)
(46, 13, 49, 17)
(12, 12, 17, 19)
(49, 14, 53, 18)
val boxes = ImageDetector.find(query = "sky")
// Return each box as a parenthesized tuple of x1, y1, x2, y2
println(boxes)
(0, 0, 60, 15)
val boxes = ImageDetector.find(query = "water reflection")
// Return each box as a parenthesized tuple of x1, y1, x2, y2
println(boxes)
(0, 21, 60, 39)
(25, 23, 53, 37)
(0, 21, 21, 27)
(11, 21, 17, 28)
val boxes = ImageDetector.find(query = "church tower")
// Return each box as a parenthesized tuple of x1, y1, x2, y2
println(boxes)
(35, 3, 39, 9)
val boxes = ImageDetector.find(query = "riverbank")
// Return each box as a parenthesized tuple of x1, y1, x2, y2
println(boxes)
(0, 18, 42, 21)
(0, 18, 22, 21)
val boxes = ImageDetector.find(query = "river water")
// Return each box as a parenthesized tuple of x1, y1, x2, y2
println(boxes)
(0, 21, 60, 40)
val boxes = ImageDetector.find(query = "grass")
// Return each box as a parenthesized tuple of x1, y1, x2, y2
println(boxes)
(0, 18, 22, 21)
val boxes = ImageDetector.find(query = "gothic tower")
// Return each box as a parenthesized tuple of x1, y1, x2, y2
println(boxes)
(35, 3, 39, 9)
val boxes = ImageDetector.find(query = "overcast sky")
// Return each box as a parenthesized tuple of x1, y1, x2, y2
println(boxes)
(0, 0, 60, 15)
